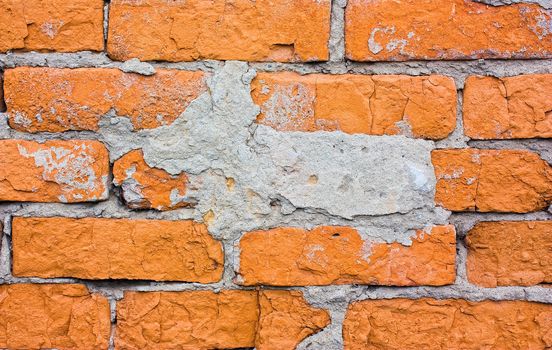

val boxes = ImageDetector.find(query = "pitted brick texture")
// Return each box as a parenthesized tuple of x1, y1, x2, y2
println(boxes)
(466, 221, 552, 287)
(0, 139, 109, 203)
(0, 0, 104, 53)
(4, 67, 206, 132)
(107, 0, 331, 62)
(252, 73, 457, 140)
(345, 0, 552, 61)
(12, 217, 223, 282)
(239, 225, 456, 286)
(0, 284, 110, 350)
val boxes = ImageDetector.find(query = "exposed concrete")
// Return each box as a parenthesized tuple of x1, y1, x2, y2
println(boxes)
(119, 58, 156, 76)
(474, 0, 552, 8)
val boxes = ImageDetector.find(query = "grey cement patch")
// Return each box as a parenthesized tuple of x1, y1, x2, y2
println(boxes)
(474, 0, 552, 8)
(119, 58, 156, 76)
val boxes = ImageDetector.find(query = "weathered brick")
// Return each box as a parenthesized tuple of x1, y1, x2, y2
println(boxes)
(0, 0, 104, 52)
(252, 73, 457, 140)
(0, 284, 110, 350)
(4, 67, 206, 132)
(107, 0, 330, 62)
(433, 149, 552, 212)
(466, 221, 552, 287)
(238, 225, 456, 286)
(113, 149, 191, 211)
(345, 0, 552, 61)
(343, 298, 552, 349)
(0, 139, 109, 203)
(12, 217, 223, 282)
(464, 75, 552, 139)
(115, 290, 328, 350)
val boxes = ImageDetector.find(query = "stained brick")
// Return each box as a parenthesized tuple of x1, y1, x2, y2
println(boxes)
(107, 0, 331, 62)
(466, 221, 552, 287)
(0, 284, 110, 350)
(12, 217, 223, 282)
(464, 75, 552, 139)
(238, 225, 456, 286)
(344, 298, 552, 349)
(345, 0, 552, 61)
(0, 139, 109, 203)
(0, 0, 104, 52)
(4, 67, 207, 132)
(432, 149, 552, 212)
(252, 72, 457, 140)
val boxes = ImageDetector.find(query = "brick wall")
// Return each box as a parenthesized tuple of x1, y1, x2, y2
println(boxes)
(0, 1, 551, 349)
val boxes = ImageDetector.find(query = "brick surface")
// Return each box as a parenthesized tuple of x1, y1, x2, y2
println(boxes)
(4, 67, 207, 132)
(343, 298, 552, 349)
(113, 149, 192, 211)
(107, 0, 331, 62)
(115, 290, 328, 350)
(12, 217, 223, 282)
(345, 0, 552, 61)
(252, 73, 457, 139)
(0, 284, 110, 350)
(466, 221, 552, 287)
(0, 139, 109, 203)
(239, 225, 456, 286)
(464, 75, 552, 139)
(432, 149, 552, 212)
(0, 0, 104, 52)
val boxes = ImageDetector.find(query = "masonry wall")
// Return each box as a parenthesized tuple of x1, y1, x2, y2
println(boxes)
(0, 0, 551, 349)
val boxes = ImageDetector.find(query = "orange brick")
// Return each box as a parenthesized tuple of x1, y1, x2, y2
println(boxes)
(343, 298, 552, 349)
(345, 0, 552, 61)
(115, 290, 328, 350)
(238, 225, 456, 286)
(0, 284, 110, 350)
(107, 0, 330, 62)
(252, 72, 457, 139)
(12, 217, 223, 282)
(113, 150, 191, 211)
(466, 221, 552, 287)
(0, 139, 109, 203)
(4, 67, 207, 132)
(433, 149, 552, 212)
(0, 0, 104, 52)
(464, 75, 552, 139)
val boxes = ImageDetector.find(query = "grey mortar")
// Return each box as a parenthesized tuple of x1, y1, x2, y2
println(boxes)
(1, 1, 552, 349)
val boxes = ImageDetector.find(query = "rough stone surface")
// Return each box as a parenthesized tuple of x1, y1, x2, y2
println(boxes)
(0, 0, 104, 53)
(115, 289, 329, 350)
(464, 75, 552, 139)
(107, 0, 331, 62)
(466, 221, 552, 287)
(12, 217, 223, 282)
(120, 58, 156, 76)
(0, 283, 110, 350)
(252, 72, 457, 139)
(0, 139, 109, 203)
(343, 298, 552, 349)
(257, 290, 330, 350)
(433, 149, 552, 212)
(4, 67, 207, 132)
(113, 149, 192, 211)
(345, 0, 552, 61)
(238, 225, 456, 286)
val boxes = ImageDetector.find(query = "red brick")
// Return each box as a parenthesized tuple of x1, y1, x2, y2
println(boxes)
(432, 149, 552, 212)
(0, 284, 110, 350)
(4, 67, 207, 132)
(466, 221, 552, 287)
(0, 0, 104, 52)
(345, 0, 552, 61)
(252, 72, 457, 139)
(238, 225, 456, 286)
(344, 298, 552, 349)
(464, 75, 552, 139)
(107, 0, 331, 62)
(12, 217, 223, 282)
(0, 139, 109, 203)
